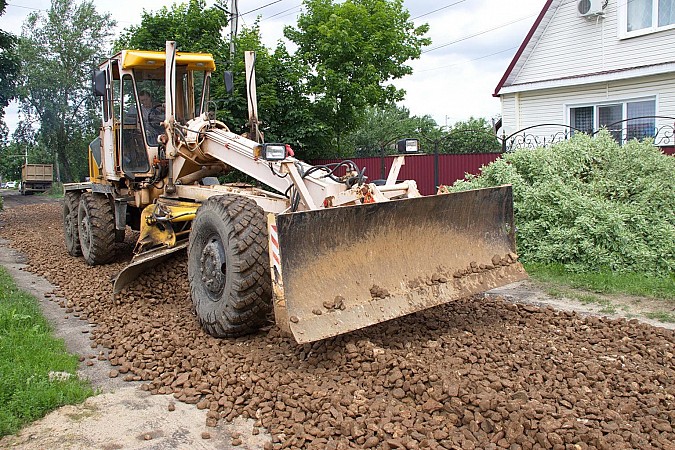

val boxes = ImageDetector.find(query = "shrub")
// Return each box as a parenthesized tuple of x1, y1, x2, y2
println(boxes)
(450, 131, 675, 275)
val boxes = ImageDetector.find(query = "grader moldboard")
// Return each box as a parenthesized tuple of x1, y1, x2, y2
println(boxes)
(63, 42, 526, 344)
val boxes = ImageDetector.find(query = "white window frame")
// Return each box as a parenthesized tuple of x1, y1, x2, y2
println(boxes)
(619, 0, 675, 39)
(567, 96, 658, 143)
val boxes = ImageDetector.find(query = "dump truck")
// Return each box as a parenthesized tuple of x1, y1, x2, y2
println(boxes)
(62, 42, 526, 344)
(21, 163, 53, 195)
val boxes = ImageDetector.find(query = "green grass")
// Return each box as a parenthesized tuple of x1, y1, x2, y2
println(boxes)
(0, 267, 93, 437)
(645, 312, 675, 323)
(38, 182, 64, 198)
(525, 263, 675, 300)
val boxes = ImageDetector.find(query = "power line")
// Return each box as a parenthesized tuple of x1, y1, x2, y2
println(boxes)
(417, 46, 519, 73)
(238, 0, 286, 17)
(411, 0, 468, 21)
(6, 3, 43, 11)
(260, 4, 303, 22)
(422, 13, 536, 54)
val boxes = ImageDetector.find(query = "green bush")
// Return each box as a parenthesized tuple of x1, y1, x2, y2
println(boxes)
(450, 131, 675, 276)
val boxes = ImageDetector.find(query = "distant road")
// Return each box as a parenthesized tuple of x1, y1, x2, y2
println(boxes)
(1, 189, 59, 208)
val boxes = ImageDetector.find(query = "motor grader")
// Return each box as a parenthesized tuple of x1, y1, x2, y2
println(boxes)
(62, 42, 526, 344)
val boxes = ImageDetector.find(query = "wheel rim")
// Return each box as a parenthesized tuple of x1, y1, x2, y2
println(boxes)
(65, 212, 76, 242)
(80, 210, 92, 250)
(200, 235, 227, 299)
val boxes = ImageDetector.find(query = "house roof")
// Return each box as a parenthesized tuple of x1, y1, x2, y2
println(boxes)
(493, 0, 558, 97)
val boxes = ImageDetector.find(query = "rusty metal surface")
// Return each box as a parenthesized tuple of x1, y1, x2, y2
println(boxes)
(112, 242, 188, 294)
(275, 185, 527, 343)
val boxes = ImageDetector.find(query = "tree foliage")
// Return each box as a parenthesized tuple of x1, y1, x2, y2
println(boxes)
(442, 117, 501, 154)
(17, 0, 113, 182)
(342, 105, 437, 157)
(0, 0, 20, 129)
(114, 0, 228, 55)
(285, 0, 430, 151)
(450, 131, 675, 276)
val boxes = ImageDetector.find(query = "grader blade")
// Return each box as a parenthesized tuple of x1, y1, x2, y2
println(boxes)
(112, 242, 188, 294)
(270, 185, 527, 344)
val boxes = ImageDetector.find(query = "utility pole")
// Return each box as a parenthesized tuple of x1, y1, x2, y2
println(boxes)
(230, 0, 238, 63)
(214, 1, 238, 64)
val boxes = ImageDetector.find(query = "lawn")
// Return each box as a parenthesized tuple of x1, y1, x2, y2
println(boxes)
(0, 266, 92, 437)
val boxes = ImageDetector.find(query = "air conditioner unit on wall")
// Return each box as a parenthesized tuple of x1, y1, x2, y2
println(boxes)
(577, 0, 607, 17)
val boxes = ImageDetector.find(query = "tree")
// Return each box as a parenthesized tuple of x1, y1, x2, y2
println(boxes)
(17, 0, 114, 182)
(216, 25, 329, 160)
(284, 0, 430, 152)
(442, 117, 501, 154)
(343, 105, 437, 157)
(114, 0, 228, 55)
(0, 0, 20, 129)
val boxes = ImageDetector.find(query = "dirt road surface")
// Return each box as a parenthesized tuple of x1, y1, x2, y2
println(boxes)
(0, 192, 673, 449)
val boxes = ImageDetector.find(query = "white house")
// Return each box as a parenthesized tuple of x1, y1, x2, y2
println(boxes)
(494, 0, 675, 150)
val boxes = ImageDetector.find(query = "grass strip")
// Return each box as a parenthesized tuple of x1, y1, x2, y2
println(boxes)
(0, 266, 93, 437)
(524, 263, 675, 300)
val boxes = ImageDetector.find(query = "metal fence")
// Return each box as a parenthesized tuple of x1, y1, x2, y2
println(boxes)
(311, 116, 675, 195)
(311, 153, 501, 196)
(501, 116, 675, 151)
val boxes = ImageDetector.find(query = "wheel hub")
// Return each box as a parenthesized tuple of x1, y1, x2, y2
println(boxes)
(200, 238, 226, 297)
(80, 214, 91, 248)
(65, 213, 76, 238)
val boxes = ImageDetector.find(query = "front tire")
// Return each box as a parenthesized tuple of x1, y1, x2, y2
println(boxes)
(188, 195, 272, 337)
(63, 191, 82, 256)
(78, 192, 115, 265)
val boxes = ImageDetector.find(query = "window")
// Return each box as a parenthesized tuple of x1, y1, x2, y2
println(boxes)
(569, 99, 656, 143)
(121, 75, 150, 174)
(598, 104, 622, 142)
(626, 100, 656, 141)
(571, 106, 594, 134)
(624, 0, 675, 35)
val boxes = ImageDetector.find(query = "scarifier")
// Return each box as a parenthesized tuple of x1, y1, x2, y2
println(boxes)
(63, 42, 526, 344)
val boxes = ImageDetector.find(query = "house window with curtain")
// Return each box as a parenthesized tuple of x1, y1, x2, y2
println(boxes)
(569, 99, 656, 143)
(625, 0, 675, 34)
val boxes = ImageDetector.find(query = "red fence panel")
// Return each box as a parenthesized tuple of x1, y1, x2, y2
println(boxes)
(661, 146, 675, 155)
(311, 153, 502, 195)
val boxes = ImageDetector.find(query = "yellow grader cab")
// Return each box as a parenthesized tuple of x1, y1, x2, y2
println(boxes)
(62, 42, 526, 344)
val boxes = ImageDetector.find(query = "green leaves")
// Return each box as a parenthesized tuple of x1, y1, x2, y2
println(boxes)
(114, 0, 228, 55)
(284, 0, 430, 151)
(450, 131, 675, 276)
(15, 0, 114, 182)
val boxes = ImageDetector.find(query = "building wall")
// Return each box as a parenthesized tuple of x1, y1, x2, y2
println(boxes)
(514, 1, 675, 84)
(500, 72, 675, 141)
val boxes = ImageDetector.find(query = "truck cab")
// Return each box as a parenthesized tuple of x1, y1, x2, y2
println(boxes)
(91, 50, 214, 197)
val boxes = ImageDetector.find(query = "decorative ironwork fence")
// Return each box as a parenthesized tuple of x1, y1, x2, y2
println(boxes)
(501, 116, 675, 151)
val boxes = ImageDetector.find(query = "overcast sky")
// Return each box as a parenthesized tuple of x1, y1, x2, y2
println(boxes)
(1, 0, 546, 132)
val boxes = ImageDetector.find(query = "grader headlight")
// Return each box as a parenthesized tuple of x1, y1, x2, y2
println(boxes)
(396, 138, 419, 154)
(262, 143, 287, 161)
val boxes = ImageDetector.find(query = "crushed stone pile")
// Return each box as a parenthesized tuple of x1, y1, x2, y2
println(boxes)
(1, 203, 673, 449)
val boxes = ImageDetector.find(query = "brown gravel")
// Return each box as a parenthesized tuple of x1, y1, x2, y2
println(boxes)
(1, 202, 674, 449)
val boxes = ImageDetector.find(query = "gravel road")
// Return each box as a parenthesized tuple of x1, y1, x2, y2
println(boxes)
(0, 197, 673, 449)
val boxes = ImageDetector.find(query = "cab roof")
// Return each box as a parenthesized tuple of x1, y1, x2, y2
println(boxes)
(119, 50, 216, 71)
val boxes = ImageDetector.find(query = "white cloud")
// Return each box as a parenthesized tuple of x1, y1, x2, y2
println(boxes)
(1, 0, 546, 132)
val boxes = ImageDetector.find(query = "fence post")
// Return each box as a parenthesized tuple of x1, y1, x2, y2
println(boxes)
(501, 132, 507, 153)
(380, 145, 386, 180)
(434, 140, 439, 189)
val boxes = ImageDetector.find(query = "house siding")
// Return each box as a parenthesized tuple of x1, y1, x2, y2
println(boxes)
(501, 73, 675, 139)
(513, 1, 675, 85)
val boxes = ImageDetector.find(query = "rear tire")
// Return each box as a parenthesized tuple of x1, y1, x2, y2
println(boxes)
(63, 191, 82, 256)
(188, 195, 272, 337)
(78, 192, 115, 265)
